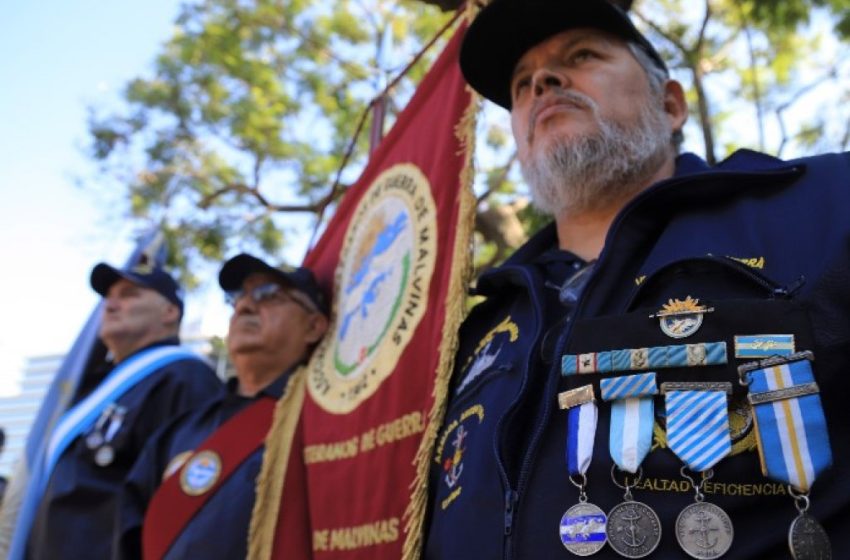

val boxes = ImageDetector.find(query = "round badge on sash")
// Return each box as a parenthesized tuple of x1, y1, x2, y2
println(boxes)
(179, 450, 222, 496)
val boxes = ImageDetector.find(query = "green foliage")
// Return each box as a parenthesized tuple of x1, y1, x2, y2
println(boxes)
(87, 0, 452, 278)
(86, 0, 850, 283)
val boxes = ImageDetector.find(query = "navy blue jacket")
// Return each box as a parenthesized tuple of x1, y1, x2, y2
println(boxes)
(27, 339, 222, 560)
(425, 150, 850, 559)
(115, 371, 290, 560)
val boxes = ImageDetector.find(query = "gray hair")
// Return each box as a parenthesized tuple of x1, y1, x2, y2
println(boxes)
(627, 42, 684, 151)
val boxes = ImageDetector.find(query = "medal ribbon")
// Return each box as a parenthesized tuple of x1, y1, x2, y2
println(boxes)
(566, 402, 597, 476)
(665, 390, 731, 471)
(601, 372, 658, 473)
(747, 358, 831, 492)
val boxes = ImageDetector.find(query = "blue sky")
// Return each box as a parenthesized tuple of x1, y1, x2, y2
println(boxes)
(0, 1, 233, 395)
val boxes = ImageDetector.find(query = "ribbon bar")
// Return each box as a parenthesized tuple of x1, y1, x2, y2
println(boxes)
(600, 372, 657, 401)
(562, 341, 727, 376)
(734, 334, 795, 358)
(558, 385, 596, 410)
(747, 382, 820, 405)
(661, 381, 733, 395)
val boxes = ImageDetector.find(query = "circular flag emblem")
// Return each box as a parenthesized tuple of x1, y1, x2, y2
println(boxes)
(308, 163, 437, 414)
(179, 450, 222, 496)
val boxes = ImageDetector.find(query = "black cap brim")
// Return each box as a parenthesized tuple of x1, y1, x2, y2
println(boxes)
(460, 0, 667, 109)
(219, 253, 329, 316)
(90, 263, 136, 297)
(219, 254, 285, 292)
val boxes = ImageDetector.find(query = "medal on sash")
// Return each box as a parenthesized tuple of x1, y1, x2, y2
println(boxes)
(88, 404, 126, 466)
(738, 351, 833, 560)
(661, 381, 734, 559)
(85, 404, 115, 449)
(600, 372, 662, 559)
(558, 385, 606, 556)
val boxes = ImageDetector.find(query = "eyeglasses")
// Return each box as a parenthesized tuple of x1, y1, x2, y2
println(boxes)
(225, 283, 315, 312)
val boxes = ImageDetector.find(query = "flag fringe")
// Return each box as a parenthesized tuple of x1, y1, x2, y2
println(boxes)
(247, 366, 307, 560)
(400, 80, 480, 560)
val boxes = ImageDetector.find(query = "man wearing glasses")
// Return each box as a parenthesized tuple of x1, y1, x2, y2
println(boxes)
(114, 253, 328, 560)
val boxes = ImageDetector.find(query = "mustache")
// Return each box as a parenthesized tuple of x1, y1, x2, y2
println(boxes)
(528, 89, 595, 144)
(231, 313, 261, 329)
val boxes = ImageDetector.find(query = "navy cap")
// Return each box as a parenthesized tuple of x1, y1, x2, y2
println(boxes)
(90, 261, 184, 315)
(218, 253, 329, 316)
(460, 0, 668, 109)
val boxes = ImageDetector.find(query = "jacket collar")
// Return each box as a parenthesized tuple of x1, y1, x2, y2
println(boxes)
(476, 150, 804, 293)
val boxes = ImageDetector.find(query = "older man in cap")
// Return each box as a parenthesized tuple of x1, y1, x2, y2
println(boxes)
(115, 253, 328, 560)
(20, 260, 221, 560)
(426, 1, 850, 558)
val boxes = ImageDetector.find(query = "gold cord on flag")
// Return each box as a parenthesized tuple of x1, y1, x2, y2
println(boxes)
(247, 366, 307, 560)
(400, 49, 481, 560)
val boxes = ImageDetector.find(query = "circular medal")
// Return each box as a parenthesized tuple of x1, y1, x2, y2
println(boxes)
(179, 450, 222, 496)
(94, 445, 114, 467)
(675, 502, 734, 559)
(788, 513, 832, 560)
(85, 432, 104, 449)
(606, 501, 661, 559)
(559, 502, 607, 556)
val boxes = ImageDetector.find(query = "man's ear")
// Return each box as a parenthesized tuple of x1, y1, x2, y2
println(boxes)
(663, 78, 688, 133)
(162, 301, 182, 327)
(305, 313, 329, 344)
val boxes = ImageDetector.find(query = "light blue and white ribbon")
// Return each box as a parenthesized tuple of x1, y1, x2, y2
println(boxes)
(665, 390, 731, 472)
(563, 341, 727, 375)
(745, 357, 831, 492)
(601, 372, 657, 473)
(734, 334, 795, 358)
(8, 345, 203, 560)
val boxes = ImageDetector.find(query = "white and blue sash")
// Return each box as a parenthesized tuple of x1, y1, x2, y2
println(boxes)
(8, 345, 202, 560)
(601, 372, 658, 473)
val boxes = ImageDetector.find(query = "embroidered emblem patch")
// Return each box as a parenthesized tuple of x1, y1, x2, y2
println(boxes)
(456, 316, 519, 394)
(308, 164, 438, 414)
(651, 296, 713, 339)
(435, 404, 485, 510)
(180, 450, 222, 496)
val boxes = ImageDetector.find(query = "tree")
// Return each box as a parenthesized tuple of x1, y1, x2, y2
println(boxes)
(86, 0, 850, 281)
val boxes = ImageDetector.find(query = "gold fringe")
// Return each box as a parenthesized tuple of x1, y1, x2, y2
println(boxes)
(400, 47, 482, 560)
(247, 366, 307, 560)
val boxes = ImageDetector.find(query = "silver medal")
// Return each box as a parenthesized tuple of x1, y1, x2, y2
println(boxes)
(675, 501, 734, 559)
(788, 513, 832, 560)
(559, 502, 607, 556)
(85, 432, 103, 449)
(605, 501, 661, 559)
(94, 445, 114, 467)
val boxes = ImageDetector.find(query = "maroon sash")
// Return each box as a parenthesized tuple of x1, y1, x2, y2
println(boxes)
(142, 397, 276, 560)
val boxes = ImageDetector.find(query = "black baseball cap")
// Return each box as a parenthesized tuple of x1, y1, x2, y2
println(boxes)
(460, 0, 668, 109)
(90, 262, 185, 315)
(218, 253, 329, 316)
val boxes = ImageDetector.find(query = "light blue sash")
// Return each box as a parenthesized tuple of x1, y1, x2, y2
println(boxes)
(8, 345, 203, 560)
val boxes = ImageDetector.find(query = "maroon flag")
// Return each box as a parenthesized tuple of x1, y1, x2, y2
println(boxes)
(249, 20, 476, 560)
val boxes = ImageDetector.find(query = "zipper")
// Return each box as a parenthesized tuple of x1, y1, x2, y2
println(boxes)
(623, 254, 806, 311)
(486, 265, 544, 559)
(504, 489, 518, 536)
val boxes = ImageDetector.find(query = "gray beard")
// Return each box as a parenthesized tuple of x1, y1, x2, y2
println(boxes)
(519, 93, 671, 217)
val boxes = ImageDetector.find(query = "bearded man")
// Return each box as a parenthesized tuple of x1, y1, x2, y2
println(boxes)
(425, 1, 850, 558)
